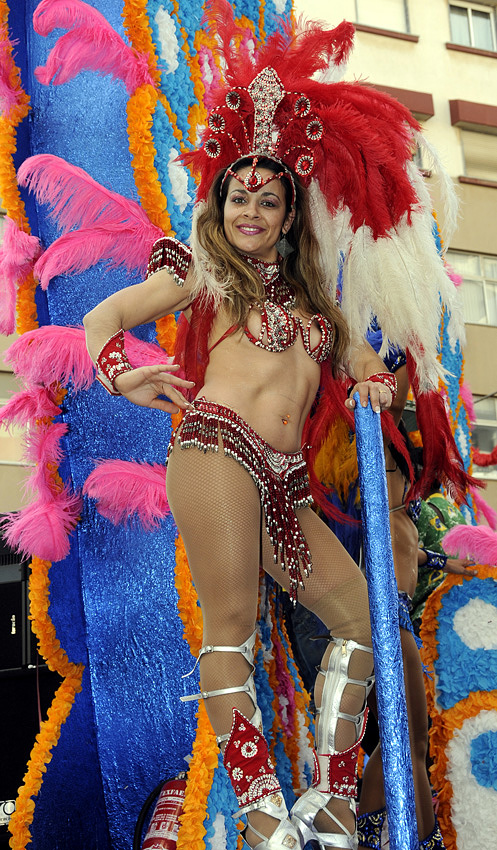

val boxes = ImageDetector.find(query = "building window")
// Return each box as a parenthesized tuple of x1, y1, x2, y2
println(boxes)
(446, 250, 497, 326)
(460, 129, 497, 181)
(449, 2, 496, 51)
(472, 395, 497, 478)
(355, 0, 409, 33)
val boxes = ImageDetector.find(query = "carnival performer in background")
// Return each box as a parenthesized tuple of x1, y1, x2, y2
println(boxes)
(84, 5, 470, 849)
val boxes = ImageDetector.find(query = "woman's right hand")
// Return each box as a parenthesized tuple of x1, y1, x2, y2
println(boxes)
(113, 363, 195, 414)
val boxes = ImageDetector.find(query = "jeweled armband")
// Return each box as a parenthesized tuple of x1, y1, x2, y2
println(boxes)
(95, 329, 133, 395)
(146, 236, 192, 286)
(365, 371, 398, 402)
(420, 548, 448, 571)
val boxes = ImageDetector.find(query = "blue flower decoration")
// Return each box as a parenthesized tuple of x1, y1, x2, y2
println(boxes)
(470, 730, 497, 790)
(435, 578, 497, 709)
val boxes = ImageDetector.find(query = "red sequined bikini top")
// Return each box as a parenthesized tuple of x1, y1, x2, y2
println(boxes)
(208, 256, 333, 364)
(146, 238, 333, 365)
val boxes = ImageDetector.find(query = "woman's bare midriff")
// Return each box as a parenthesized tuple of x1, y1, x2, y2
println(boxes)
(198, 310, 322, 453)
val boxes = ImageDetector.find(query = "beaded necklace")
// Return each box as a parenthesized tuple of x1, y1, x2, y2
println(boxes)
(243, 254, 295, 307)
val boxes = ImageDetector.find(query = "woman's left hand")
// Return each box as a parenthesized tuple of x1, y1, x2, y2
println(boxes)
(344, 380, 393, 414)
(444, 557, 478, 577)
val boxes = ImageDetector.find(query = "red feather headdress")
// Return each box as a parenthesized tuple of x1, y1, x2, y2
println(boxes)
(184, 0, 464, 395)
(184, 0, 418, 239)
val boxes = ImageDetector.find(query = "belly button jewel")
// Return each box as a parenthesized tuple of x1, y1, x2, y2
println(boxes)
(282, 414, 290, 425)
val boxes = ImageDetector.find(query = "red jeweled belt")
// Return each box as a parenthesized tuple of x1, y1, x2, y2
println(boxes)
(168, 398, 313, 601)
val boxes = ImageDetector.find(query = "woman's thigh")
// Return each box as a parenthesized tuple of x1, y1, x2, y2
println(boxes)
(262, 506, 371, 643)
(166, 444, 262, 642)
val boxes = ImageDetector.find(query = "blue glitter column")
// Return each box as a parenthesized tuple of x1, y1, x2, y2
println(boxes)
(354, 399, 418, 850)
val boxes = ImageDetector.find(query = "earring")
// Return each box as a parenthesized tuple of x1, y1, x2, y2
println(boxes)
(276, 231, 294, 258)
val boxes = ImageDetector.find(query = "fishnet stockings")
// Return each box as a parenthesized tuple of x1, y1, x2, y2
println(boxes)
(167, 441, 373, 847)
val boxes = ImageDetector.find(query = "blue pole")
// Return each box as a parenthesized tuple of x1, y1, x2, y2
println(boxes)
(354, 398, 418, 850)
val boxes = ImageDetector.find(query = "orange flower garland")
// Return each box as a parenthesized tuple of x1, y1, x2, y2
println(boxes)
(174, 534, 203, 656)
(174, 538, 220, 850)
(0, 0, 37, 334)
(121, 0, 161, 86)
(177, 702, 218, 850)
(126, 86, 173, 233)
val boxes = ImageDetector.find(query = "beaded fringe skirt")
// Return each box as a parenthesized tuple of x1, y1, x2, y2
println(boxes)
(168, 398, 313, 602)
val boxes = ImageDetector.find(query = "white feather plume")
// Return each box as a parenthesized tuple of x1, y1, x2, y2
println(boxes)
(414, 130, 459, 248)
(189, 201, 232, 306)
(311, 165, 465, 390)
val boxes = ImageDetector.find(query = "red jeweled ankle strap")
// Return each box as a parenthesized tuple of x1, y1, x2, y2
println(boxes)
(223, 709, 282, 815)
(312, 709, 368, 798)
(95, 329, 133, 395)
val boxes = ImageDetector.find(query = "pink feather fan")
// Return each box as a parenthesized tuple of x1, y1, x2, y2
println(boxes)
(33, 0, 156, 93)
(0, 385, 62, 429)
(1, 413, 82, 561)
(2, 489, 82, 562)
(0, 33, 29, 119)
(84, 459, 170, 529)
(443, 523, 497, 567)
(17, 154, 163, 288)
(0, 218, 41, 335)
(4, 326, 171, 391)
(23, 421, 69, 499)
(470, 485, 497, 530)
(5, 326, 95, 390)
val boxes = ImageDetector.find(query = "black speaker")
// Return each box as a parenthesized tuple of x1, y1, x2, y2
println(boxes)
(0, 530, 60, 843)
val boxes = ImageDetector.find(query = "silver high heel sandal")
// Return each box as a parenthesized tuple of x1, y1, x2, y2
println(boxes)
(181, 631, 302, 850)
(291, 637, 374, 850)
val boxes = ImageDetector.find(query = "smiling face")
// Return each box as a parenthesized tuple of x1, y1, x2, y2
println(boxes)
(223, 166, 294, 262)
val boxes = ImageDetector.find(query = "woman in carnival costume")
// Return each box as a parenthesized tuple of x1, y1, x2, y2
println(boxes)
(84, 4, 470, 848)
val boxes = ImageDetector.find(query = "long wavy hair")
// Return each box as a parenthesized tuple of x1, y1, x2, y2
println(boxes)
(194, 156, 349, 374)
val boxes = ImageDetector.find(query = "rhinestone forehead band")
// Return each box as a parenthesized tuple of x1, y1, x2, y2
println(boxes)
(220, 156, 296, 206)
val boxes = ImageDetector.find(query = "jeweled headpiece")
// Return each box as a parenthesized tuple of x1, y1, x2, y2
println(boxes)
(183, 0, 420, 238)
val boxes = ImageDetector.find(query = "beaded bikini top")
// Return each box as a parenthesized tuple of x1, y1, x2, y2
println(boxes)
(146, 237, 333, 364)
(209, 256, 334, 364)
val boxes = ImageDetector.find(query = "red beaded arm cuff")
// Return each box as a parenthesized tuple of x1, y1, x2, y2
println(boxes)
(365, 371, 398, 402)
(95, 329, 133, 395)
(146, 236, 192, 286)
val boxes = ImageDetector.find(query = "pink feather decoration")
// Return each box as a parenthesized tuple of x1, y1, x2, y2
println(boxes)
(4, 325, 94, 389)
(0, 219, 41, 334)
(2, 487, 82, 562)
(470, 485, 497, 530)
(0, 385, 61, 429)
(0, 273, 16, 336)
(0, 35, 27, 118)
(445, 263, 463, 287)
(24, 422, 69, 499)
(4, 325, 170, 390)
(125, 333, 171, 368)
(442, 523, 497, 567)
(83, 459, 170, 529)
(17, 155, 163, 286)
(33, 0, 155, 93)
